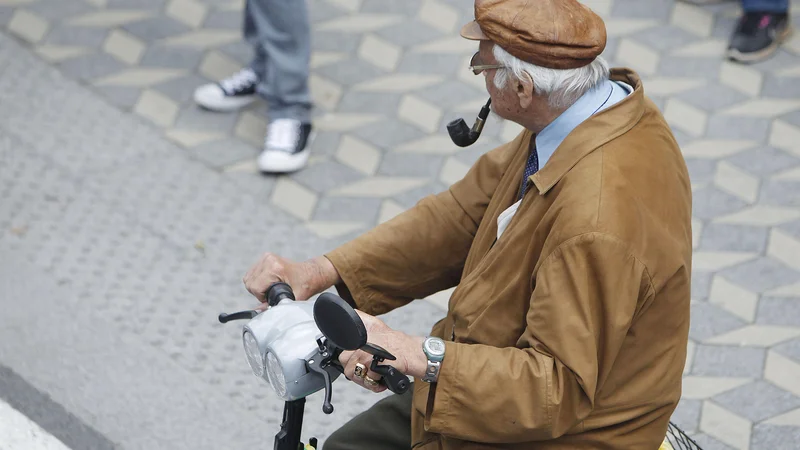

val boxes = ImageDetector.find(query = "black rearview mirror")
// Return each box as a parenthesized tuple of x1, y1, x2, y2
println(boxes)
(313, 293, 367, 351)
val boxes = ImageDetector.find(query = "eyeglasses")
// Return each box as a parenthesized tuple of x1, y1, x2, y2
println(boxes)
(469, 52, 507, 75)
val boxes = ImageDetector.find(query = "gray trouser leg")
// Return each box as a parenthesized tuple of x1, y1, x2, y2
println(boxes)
(243, 0, 312, 123)
(323, 386, 413, 450)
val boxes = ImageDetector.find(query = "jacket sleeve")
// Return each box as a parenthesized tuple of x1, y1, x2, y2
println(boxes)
(421, 232, 653, 443)
(324, 135, 526, 316)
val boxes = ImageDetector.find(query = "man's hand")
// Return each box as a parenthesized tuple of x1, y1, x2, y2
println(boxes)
(243, 253, 340, 308)
(338, 310, 427, 393)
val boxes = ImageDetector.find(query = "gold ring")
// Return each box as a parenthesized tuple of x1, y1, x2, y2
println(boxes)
(354, 363, 367, 379)
(363, 375, 379, 387)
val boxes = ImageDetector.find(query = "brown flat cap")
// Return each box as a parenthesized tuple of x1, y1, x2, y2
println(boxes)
(461, 0, 607, 70)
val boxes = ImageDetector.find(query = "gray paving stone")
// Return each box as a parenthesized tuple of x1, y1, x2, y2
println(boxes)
(631, 25, 700, 52)
(657, 56, 724, 78)
(759, 180, 800, 207)
(375, 20, 445, 47)
(58, 52, 127, 81)
(174, 105, 240, 133)
(777, 219, 800, 241)
(691, 345, 766, 378)
(45, 25, 109, 47)
(352, 118, 427, 149)
(706, 114, 772, 142)
(689, 301, 748, 341)
(713, 380, 800, 422)
(360, 0, 422, 16)
(377, 152, 445, 178)
(672, 398, 702, 434)
(311, 30, 361, 54)
(721, 257, 800, 293)
(203, 10, 242, 29)
(761, 74, 800, 99)
(312, 196, 382, 223)
(219, 40, 253, 66)
(318, 57, 385, 86)
(451, 136, 506, 167)
(27, 0, 94, 21)
(416, 81, 486, 110)
(698, 223, 769, 253)
(154, 74, 209, 104)
(751, 424, 800, 450)
(337, 91, 402, 114)
(692, 186, 749, 220)
(107, 0, 166, 8)
(396, 53, 461, 76)
(122, 17, 192, 42)
(289, 159, 365, 194)
(756, 297, 800, 327)
(392, 180, 449, 209)
(781, 110, 800, 129)
(610, 0, 674, 19)
(93, 85, 143, 110)
(188, 136, 259, 168)
(747, 49, 800, 73)
(140, 45, 206, 69)
(0, 6, 12, 28)
(308, 1, 347, 23)
(221, 171, 276, 203)
(676, 84, 750, 112)
(692, 270, 715, 300)
(727, 146, 800, 177)
(774, 337, 800, 364)
(685, 158, 719, 184)
(691, 433, 736, 450)
(306, 130, 341, 158)
(711, 15, 739, 40)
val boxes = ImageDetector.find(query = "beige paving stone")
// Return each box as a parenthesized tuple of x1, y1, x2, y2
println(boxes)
(95, 68, 186, 87)
(166, 0, 208, 28)
(133, 89, 180, 127)
(615, 39, 660, 75)
(8, 9, 49, 44)
(682, 376, 751, 400)
(709, 274, 758, 322)
(81, 0, 108, 6)
(440, 157, 470, 185)
(357, 34, 401, 71)
(412, 36, 476, 54)
(723, 99, 800, 118)
(768, 228, 800, 272)
(766, 408, 800, 427)
(604, 18, 659, 37)
(692, 251, 757, 271)
(765, 281, 800, 297)
(310, 51, 347, 69)
(664, 98, 708, 137)
(769, 120, 800, 157)
(418, 0, 459, 33)
(580, 0, 612, 16)
(684, 339, 695, 375)
(425, 286, 454, 311)
(271, 178, 318, 221)
(378, 199, 406, 224)
(398, 95, 442, 133)
(692, 217, 702, 250)
(715, 206, 800, 226)
(354, 74, 444, 92)
(221, 158, 259, 174)
(234, 111, 267, 147)
(640, 77, 706, 96)
(776, 65, 800, 77)
(335, 135, 381, 175)
(331, 177, 428, 197)
(66, 10, 152, 27)
(310, 74, 343, 111)
(670, 2, 714, 37)
(765, 350, 800, 397)
(305, 221, 365, 238)
(161, 30, 240, 48)
(671, 39, 728, 57)
(395, 135, 460, 155)
(325, 0, 362, 12)
(35, 45, 91, 63)
(680, 139, 755, 159)
(103, 29, 145, 65)
(720, 61, 763, 97)
(706, 325, 800, 347)
(316, 14, 403, 33)
(700, 401, 752, 450)
(314, 113, 382, 132)
(714, 161, 759, 204)
(165, 129, 224, 148)
(199, 50, 242, 82)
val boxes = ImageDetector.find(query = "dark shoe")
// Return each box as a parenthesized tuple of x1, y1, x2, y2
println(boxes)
(727, 11, 792, 63)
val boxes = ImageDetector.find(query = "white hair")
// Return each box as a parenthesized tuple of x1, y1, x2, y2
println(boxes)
(492, 44, 610, 110)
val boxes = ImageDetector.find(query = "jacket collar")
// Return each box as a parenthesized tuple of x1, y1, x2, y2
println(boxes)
(529, 68, 645, 195)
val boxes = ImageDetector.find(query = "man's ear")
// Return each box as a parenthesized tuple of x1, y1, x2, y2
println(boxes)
(516, 71, 534, 109)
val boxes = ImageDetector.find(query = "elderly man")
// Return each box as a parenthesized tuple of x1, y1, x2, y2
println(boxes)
(243, 0, 693, 448)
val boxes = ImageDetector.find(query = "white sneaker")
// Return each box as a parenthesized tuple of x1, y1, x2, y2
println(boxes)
(194, 68, 259, 112)
(258, 118, 313, 173)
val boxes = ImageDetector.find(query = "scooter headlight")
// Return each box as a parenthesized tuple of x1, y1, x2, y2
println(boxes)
(243, 330, 265, 379)
(266, 351, 287, 398)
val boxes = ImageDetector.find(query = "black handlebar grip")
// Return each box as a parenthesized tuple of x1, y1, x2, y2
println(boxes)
(265, 282, 295, 307)
(371, 364, 410, 394)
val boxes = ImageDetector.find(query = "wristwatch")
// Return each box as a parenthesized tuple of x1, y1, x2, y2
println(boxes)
(421, 337, 446, 383)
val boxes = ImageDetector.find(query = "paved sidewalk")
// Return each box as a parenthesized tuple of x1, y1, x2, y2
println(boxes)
(2, 0, 800, 449)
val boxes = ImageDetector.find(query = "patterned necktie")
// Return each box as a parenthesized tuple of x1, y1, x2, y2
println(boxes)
(518, 138, 539, 199)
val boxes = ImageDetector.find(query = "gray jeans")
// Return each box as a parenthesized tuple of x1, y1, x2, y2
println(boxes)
(244, 0, 312, 123)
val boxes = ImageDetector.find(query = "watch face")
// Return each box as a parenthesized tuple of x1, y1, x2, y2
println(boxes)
(425, 338, 446, 356)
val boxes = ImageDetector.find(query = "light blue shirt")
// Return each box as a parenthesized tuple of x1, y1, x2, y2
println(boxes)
(535, 79, 631, 169)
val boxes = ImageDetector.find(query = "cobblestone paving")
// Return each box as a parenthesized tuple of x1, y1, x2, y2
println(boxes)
(2, 0, 800, 448)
